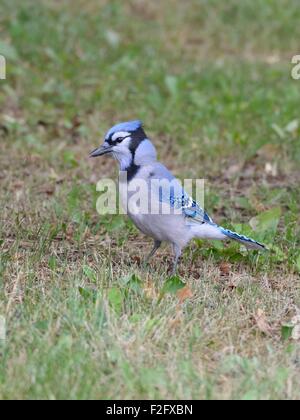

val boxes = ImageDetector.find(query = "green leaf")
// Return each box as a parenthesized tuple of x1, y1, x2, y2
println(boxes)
(235, 196, 251, 210)
(165, 75, 178, 97)
(249, 207, 281, 234)
(83, 265, 97, 283)
(0, 41, 19, 60)
(129, 314, 143, 324)
(48, 256, 57, 270)
(271, 124, 285, 139)
(281, 324, 294, 341)
(108, 287, 123, 314)
(296, 255, 300, 272)
(160, 276, 185, 299)
(78, 287, 97, 303)
(145, 318, 161, 333)
(242, 389, 259, 400)
(120, 274, 143, 292)
(63, 151, 78, 168)
(268, 244, 286, 263)
(106, 216, 126, 232)
(34, 320, 50, 332)
(210, 240, 224, 250)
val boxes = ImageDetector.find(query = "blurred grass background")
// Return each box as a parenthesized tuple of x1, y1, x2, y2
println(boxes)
(0, 0, 300, 400)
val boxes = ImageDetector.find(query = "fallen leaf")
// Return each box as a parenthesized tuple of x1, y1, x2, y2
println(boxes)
(285, 119, 299, 134)
(227, 163, 243, 178)
(105, 30, 120, 48)
(291, 314, 300, 341)
(144, 281, 158, 299)
(265, 54, 280, 64)
(219, 262, 231, 276)
(257, 143, 280, 159)
(66, 224, 74, 241)
(254, 309, 273, 336)
(38, 184, 55, 195)
(12, 181, 24, 190)
(281, 314, 300, 341)
(49, 168, 59, 180)
(168, 309, 184, 329)
(292, 324, 300, 341)
(265, 162, 278, 177)
(131, 255, 141, 265)
(177, 285, 193, 303)
(291, 315, 300, 325)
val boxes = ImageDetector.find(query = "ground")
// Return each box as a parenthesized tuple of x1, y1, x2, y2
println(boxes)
(0, 0, 300, 400)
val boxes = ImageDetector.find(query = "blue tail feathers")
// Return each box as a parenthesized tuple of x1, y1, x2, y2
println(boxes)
(220, 227, 266, 250)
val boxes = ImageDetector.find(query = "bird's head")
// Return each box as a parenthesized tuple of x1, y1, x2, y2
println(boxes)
(90, 120, 156, 170)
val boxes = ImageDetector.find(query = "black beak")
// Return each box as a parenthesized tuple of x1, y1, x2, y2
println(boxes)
(89, 145, 113, 158)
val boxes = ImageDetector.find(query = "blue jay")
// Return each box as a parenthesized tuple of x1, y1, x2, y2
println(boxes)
(91, 120, 265, 274)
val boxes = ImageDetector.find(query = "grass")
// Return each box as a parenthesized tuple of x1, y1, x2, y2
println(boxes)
(0, 0, 300, 400)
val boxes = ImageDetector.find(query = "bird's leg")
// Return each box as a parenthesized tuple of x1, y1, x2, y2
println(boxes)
(172, 244, 182, 276)
(144, 240, 162, 265)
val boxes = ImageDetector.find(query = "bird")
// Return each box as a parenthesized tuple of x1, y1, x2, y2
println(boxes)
(90, 120, 265, 274)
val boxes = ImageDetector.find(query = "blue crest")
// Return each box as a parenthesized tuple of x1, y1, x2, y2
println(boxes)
(105, 120, 142, 139)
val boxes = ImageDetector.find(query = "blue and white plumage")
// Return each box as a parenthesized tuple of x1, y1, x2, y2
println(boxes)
(91, 121, 265, 274)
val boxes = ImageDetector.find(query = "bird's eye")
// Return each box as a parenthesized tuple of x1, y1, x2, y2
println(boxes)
(115, 137, 123, 143)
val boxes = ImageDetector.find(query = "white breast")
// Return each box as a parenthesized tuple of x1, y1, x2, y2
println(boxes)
(119, 168, 192, 247)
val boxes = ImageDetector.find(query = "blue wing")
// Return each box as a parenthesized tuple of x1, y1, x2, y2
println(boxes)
(149, 163, 266, 250)
(152, 163, 213, 224)
(183, 199, 214, 224)
(169, 193, 213, 224)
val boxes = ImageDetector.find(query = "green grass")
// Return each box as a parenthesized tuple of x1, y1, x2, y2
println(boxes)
(0, 0, 300, 400)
